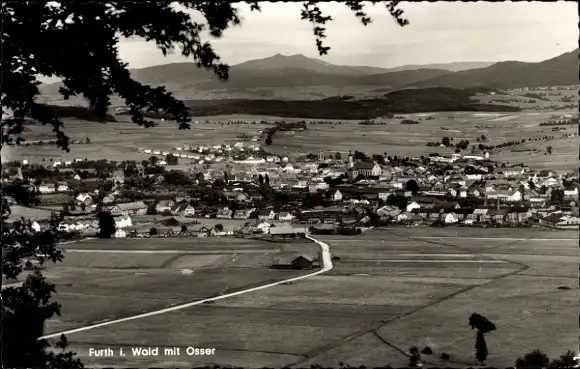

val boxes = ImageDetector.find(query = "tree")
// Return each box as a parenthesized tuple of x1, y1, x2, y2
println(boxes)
(180, 224, 188, 233)
(546, 146, 553, 154)
(62, 202, 70, 214)
(405, 179, 419, 195)
(335, 152, 342, 160)
(149, 156, 158, 166)
(481, 134, 487, 141)
(165, 153, 178, 165)
(258, 174, 264, 186)
(2, 2, 408, 366)
(408, 346, 421, 367)
(149, 227, 158, 236)
(224, 171, 229, 183)
(97, 211, 116, 238)
(469, 313, 496, 365)
(265, 174, 270, 186)
(214, 223, 224, 232)
(265, 137, 273, 145)
(80, 202, 86, 212)
(515, 350, 550, 369)
(442, 136, 451, 147)
(549, 350, 579, 369)
(84, 137, 91, 144)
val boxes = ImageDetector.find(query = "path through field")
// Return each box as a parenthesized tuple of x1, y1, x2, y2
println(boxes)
(39, 236, 333, 340)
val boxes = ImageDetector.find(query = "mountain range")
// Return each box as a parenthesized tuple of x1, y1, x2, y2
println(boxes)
(40, 49, 578, 98)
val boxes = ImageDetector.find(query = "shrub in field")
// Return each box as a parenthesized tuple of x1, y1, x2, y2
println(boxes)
(515, 349, 550, 369)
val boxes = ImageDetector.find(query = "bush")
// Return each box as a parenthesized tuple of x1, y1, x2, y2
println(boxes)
(515, 349, 550, 369)
(422, 346, 433, 355)
(441, 353, 450, 360)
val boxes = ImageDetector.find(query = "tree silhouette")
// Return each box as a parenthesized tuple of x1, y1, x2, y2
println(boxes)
(214, 223, 224, 232)
(2, 1, 408, 367)
(469, 313, 496, 365)
(265, 174, 270, 186)
(515, 349, 550, 369)
(97, 211, 116, 238)
(546, 146, 553, 154)
(405, 179, 419, 195)
(549, 350, 579, 369)
(335, 152, 342, 160)
(258, 174, 264, 186)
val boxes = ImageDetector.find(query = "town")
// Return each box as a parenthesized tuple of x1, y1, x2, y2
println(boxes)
(3, 133, 578, 242)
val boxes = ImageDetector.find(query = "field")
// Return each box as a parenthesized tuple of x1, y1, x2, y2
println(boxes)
(44, 228, 577, 368)
(42, 238, 319, 335)
(2, 109, 577, 170)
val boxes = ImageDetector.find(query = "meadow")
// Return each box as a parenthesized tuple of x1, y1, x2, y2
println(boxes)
(45, 227, 577, 368)
(3, 109, 577, 170)
(43, 238, 319, 335)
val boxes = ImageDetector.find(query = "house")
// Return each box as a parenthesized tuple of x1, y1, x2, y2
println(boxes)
(31, 221, 41, 232)
(112, 170, 125, 185)
(257, 221, 271, 233)
(309, 182, 329, 192)
(114, 229, 127, 238)
(108, 201, 148, 216)
(377, 205, 401, 219)
(564, 186, 578, 198)
(76, 192, 92, 205)
(396, 212, 411, 223)
(38, 183, 56, 194)
(217, 207, 233, 219)
(156, 200, 175, 214)
(443, 212, 459, 224)
(332, 190, 343, 201)
(406, 201, 421, 213)
(271, 252, 314, 270)
(57, 183, 69, 192)
(114, 215, 132, 229)
(102, 194, 115, 204)
(182, 205, 196, 217)
(189, 224, 212, 237)
(58, 219, 80, 232)
(225, 192, 249, 202)
(278, 212, 294, 222)
(258, 209, 277, 221)
(234, 209, 254, 220)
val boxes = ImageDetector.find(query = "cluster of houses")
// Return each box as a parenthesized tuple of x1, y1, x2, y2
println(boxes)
(138, 141, 267, 165)
(8, 146, 579, 235)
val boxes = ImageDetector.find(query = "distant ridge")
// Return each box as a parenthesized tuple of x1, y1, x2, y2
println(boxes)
(39, 49, 579, 99)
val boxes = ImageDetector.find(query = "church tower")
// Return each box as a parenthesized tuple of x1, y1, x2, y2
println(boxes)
(347, 150, 354, 169)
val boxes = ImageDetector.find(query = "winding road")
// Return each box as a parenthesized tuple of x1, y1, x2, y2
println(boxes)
(39, 235, 333, 340)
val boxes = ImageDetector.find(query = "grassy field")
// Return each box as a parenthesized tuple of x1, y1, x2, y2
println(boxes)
(43, 238, 318, 335)
(3, 109, 577, 170)
(44, 227, 577, 368)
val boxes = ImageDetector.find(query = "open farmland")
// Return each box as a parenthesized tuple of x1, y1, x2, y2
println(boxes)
(3, 109, 576, 170)
(42, 238, 318, 335)
(46, 228, 577, 368)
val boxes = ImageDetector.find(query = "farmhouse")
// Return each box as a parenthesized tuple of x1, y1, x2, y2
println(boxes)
(38, 183, 56, 194)
(156, 200, 175, 214)
(108, 201, 147, 216)
(217, 207, 233, 219)
(114, 215, 132, 229)
(271, 252, 314, 270)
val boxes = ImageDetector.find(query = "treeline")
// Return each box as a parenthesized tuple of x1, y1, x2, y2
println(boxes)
(34, 104, 116, 122)
(114, 89, 518, 120)
(539, 119, 579, 126)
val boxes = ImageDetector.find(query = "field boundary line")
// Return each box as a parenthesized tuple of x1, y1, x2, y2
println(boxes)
(293, 229, 533, 366)
(38, 235, 332, 340)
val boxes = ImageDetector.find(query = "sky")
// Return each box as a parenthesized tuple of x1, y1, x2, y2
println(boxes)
(118, 1, 579, 69)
